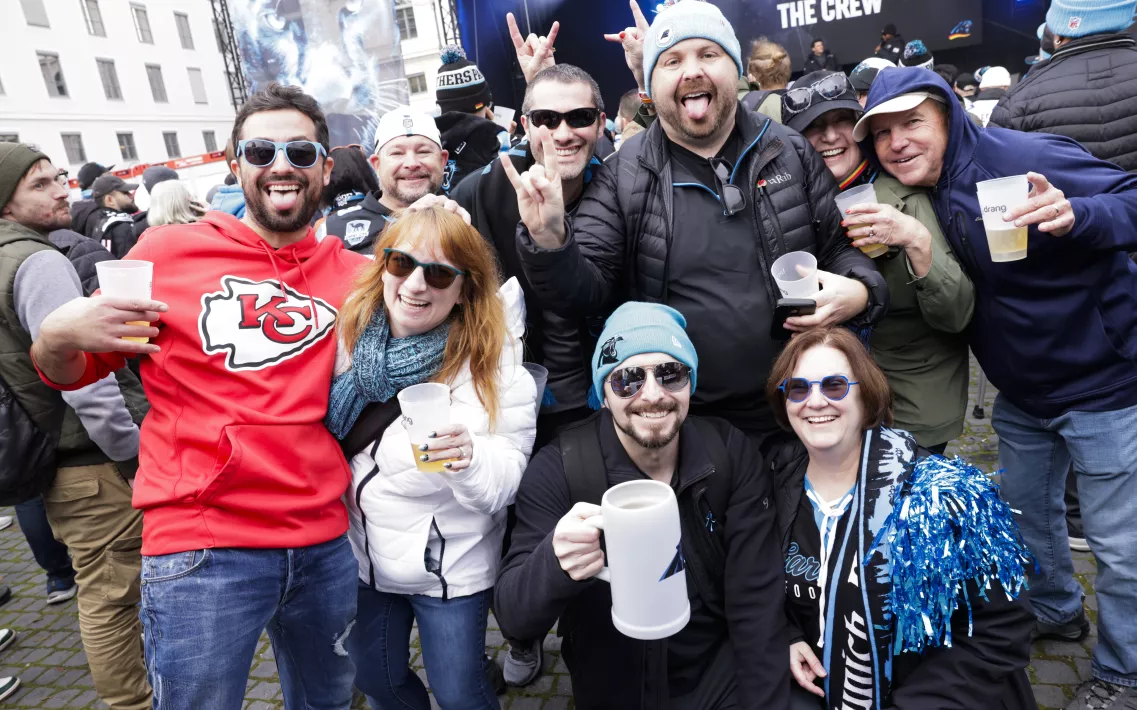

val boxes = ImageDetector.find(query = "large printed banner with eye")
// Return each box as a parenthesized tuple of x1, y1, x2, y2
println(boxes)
(229, 0, 410, 149)
(710, 0, 983, 69)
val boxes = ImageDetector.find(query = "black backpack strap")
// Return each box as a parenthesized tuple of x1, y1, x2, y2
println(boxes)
(558, 411, 608, 506)
(339, 398, 403, 461)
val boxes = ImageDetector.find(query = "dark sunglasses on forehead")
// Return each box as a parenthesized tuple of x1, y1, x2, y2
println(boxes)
(526, 107, 601, 130)
(608, 362, 691, 399)
(778, 375, 859, 403)
(382, 248, 466, 290)
(783, 74, 856, 116)
(237, 139, 327, 169)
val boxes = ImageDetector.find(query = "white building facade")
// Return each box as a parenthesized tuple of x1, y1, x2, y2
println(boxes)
(1, 0, 237, 172)
(394, 0, 446, 114)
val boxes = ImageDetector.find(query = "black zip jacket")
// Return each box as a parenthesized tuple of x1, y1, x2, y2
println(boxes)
(768, 439, 1037, 710)
(321, 191, 393, 255)
(495, 410, 790, 709)
(804, 51, 839, 73)
(47, 230, 113, 296)
(91, 208, 140, 259)
(990, 33, 1137, 171)
(69, 199, 101, 239)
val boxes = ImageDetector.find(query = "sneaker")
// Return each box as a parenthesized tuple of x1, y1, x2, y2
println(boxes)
(1070, 536, 1092, 553)
(1066, 679, 1137, 710)
(0, 586, 11, 608)
(1068, 514, 1091, 553)
(1035, 609, 1091, 643)
(503, 638, 543, 688)
(0, 677, 18, 703)
(46, 579, 77, 605)
(0, 517, 12, 532)
(0, 629, 17, 654)
(483, 654, 506, 696)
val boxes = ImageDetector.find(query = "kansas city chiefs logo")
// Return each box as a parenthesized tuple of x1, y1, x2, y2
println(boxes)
(199, 276, 337, 371)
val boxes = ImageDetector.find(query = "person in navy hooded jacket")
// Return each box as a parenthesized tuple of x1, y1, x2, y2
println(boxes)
(854, 66, 1137, 710)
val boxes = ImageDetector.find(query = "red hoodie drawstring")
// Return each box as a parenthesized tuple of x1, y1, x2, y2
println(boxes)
(259, 242, 320, 329)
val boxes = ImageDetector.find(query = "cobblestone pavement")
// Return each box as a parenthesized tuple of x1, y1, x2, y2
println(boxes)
(0, 361, 1097, 709)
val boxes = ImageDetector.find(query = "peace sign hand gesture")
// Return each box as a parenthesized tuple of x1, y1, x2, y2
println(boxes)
(603, 0, 651, 91)
(501, 126, 566, 248)
(507, 13, 560, 84)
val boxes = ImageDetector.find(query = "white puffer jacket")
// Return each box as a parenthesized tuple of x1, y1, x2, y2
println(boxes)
(340, 278, 538, 599)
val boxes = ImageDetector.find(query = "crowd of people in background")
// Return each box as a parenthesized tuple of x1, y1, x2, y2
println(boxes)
(1, 0, 1137, 709)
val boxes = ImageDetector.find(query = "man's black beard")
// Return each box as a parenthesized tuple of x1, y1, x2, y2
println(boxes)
(614, 403, 682, 450)
(244, 172, 320, 233)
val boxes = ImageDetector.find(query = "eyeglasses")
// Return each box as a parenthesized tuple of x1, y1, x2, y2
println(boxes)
(526, 108, 601, 130)
(779, 375, 859, 403)
(382, 248, 466, 290)
(237, 139, 327, 168)
(783, 74, 856, 116)
(710, 158, 746, 217)
(608, 362, 691, 399)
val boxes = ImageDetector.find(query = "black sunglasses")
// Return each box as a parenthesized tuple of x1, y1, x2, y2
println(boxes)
(778, 375, 859, 403)
(783, 74, 855, 116)
(237, 139, 327, 168)
(710, 158, 746, 217)
(609, 362, 691, 399)
(382, 248, 466, 290)
(526, 107, 601, 130)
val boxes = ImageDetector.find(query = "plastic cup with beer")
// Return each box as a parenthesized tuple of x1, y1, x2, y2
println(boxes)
(835, 184, 889, 258)
(397, 382, 454, 473)
(771, 251, 820, 298)
(95, 260, 153, 343)
(975, 175, 1030, 262)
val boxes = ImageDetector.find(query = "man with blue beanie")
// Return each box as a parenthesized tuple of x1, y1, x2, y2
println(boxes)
(991, 0, 1137, 172)
(504, 0, 888, 447)
(496, 301, 789, 709)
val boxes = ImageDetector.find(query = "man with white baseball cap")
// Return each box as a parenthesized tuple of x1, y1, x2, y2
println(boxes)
(967, 66, 1012, 126)
(322, 107, 449, 254)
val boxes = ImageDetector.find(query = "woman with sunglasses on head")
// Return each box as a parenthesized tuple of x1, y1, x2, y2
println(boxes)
(783, 70, 974, 454)
(764, 327, 1037, 710)
(326, 206, 538, 710)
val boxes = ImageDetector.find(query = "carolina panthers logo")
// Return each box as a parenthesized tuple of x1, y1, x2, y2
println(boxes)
(598, 336, 624, 367)
(199, 276, 337, 372)
(660, 542, 685, 581)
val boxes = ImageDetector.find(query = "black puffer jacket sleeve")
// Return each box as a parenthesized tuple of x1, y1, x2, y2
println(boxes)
(516, 160, 626, 317)
(793, 132, 890, 326)
(494, 442, 594, 642)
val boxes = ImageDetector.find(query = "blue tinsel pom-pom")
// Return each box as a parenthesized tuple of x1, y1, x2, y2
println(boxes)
(871, 455, 1033, 655)
(440, 44, 467, 64)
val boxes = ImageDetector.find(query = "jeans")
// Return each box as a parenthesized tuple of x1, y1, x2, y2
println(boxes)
(993, 395, 1137, 686)
(140, 535, 358, 710)
(347, 584, 500, 710)
(14, 494, 75, 587)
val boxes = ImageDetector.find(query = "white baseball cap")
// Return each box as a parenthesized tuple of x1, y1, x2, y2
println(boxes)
(852, 91, 947, 142)
(373, 106, 442, 153)
(979, 66, 1012, 89)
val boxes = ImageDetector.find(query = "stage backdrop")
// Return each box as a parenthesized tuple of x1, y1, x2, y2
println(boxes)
(229, 0, 410, 149)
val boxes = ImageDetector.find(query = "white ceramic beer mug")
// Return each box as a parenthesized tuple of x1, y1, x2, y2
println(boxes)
(589, 479, 691, 640)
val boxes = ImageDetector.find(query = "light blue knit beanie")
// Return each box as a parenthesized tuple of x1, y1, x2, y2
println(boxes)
(642, 0, 743, 99)
(1046, 0, 1137, 38)
(589, 302, 698, 409)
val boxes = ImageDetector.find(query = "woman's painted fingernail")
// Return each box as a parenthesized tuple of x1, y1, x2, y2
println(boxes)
(428, 431, 437, 438)
(620, 31, 626, 38)
(420, 454, 429, 462)
(443, 462, 453, 469)
(418, 443, 428, 452)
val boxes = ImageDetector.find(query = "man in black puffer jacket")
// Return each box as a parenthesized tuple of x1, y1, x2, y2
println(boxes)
(990, 0, 1137, 171)
(505, 1, 887, 445)
(47, 230, 113, 296)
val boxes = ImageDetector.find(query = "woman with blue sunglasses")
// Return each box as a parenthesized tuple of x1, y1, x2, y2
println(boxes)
(763, 327, 1037, 710)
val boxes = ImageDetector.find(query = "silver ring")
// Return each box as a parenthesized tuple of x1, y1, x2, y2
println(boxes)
(869, 227, 876, 238)
(1051, 205, 1060, 220)
(460, 445, 469, 460)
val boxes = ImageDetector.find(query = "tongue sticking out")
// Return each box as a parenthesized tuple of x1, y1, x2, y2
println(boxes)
(683, 95, 712, 121)
(268, 189, 300, 212)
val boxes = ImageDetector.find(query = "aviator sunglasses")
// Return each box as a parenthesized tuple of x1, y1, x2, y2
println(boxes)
(608, 362, 691, 399)
(237, 139, 328, 169)
(779, 375, 859, 403)
(382, 249, 466, 290)
(526, 107, 601, 130)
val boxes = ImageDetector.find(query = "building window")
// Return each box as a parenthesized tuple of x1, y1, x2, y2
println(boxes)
(146, 64, 168, 103)
(61, 133, 87, 164)
(132, 5, 153, 43)
(203, 130, 217, 153)
(20, 0, 50, 27)
(80, 0, 106, 36)
(163, 132, 181, 159)
(37, 52, 68, 98)
(212, 19, 226, 53)
(187, 68, 208, 104)
(174, 12, 195, 50)
(117, 133, 138, 161)
(0, 135, 19, 144)
(96, 59, 122, 100)
(408, 73, 428, 94)
(395, 1, 417, 40)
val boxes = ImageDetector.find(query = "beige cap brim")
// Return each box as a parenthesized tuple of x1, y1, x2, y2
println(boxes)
(852, 91, 944, 142)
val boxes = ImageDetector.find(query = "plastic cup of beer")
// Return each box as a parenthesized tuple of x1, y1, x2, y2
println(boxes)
(835, 183, 889, 258)
(976, 175, 1030, 262)
(397, 383, 454, 473)
(771, 251, 819, 298)
(95, 260, 153, 343)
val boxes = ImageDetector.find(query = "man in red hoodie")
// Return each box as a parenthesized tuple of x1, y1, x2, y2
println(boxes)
(30, 84, 368, 709)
